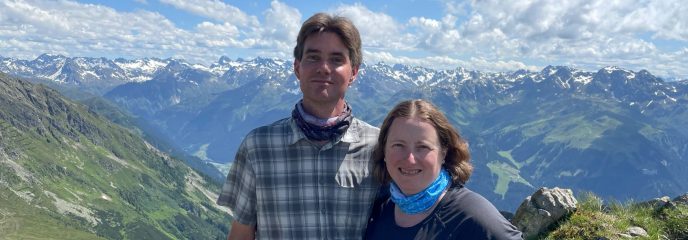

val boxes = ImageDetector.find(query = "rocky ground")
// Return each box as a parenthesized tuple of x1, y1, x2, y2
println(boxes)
(511, 187, 688, 239)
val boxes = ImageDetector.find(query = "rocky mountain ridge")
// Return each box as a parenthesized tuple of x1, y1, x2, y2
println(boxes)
(2, 54, 687, 210)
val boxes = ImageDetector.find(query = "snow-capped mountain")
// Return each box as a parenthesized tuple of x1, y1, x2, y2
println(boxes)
(1, 54, 687, 210)
(0, 54, 171, 94)
(113, 57, 170, 82)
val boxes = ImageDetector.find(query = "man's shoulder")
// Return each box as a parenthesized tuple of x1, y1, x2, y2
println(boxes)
(243, 117, 293, 140)
(352, 118, 379, 130)
(351, 117, 379, 134)
(347, 117, 379, 144)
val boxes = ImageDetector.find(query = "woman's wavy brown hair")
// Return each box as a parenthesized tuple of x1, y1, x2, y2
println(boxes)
(372, 99, 473, 185)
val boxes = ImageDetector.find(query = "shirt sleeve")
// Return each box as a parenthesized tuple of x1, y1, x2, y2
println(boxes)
(216, 138, 257, 226)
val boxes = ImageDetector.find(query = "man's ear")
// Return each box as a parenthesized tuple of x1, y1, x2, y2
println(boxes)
(294, 59, 301, 79)
(350, 65, 359, 84)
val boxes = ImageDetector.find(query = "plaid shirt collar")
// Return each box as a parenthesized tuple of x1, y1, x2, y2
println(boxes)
(287, 116, 361, 145)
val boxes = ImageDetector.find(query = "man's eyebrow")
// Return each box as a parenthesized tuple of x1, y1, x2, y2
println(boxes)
(304, 48, 321, 54)
(304, 48, 346, 57)
(330, 52, 345, 57)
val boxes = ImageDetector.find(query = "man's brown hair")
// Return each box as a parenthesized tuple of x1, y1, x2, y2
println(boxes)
(293, 13, 362, 68)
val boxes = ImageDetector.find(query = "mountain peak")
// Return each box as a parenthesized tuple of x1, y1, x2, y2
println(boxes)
(218, 56, 233, 65)
(37, 53, 66, 58)
(601, 65, 626, 73)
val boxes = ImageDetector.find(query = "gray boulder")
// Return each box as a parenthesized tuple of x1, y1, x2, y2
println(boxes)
(641, 196, 671, 209)
(625, 226, 648, 237)
(511, 187, 578, 239)
(673, 193, 688, 205)
(618, 226, 649, 238)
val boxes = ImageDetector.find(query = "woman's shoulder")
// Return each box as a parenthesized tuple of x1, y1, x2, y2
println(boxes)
(442, 186, 495, 209)
(438, 186, 523, 239)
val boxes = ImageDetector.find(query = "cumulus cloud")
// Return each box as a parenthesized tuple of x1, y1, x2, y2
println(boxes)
(428, 0, 687, 77)
(252, 1, 301, 50)
(0, 0, 686, 78)
(0, 0, 300, 64)
(0, 0, 196, 61)
(334, 4, 414, 51)
(159, 0, 258, 27)
(364, 50, 539, 73)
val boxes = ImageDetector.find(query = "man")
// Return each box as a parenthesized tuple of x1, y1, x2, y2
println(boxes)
(216, 13, 380, 240)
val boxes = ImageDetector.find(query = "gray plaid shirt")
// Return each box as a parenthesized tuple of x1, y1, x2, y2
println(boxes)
(217, 116, 380, 240)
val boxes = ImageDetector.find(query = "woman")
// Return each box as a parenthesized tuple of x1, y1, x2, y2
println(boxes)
(365, 99, 522, 240)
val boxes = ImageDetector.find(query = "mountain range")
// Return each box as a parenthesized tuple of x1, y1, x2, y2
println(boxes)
(2, 54, 687, 211)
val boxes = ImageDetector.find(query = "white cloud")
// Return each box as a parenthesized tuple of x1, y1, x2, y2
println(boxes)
(159, 0, 258, 27)
(409, 17, 441, 31)
(0, 0, 686, 78)
(422, 0, 687, 77)
(194, 22, 244, 48)
(334, 4, 413, 50)
(253, 0, 301, 50)
(364, 50, 539, 73)
(0, 0, 196, 60)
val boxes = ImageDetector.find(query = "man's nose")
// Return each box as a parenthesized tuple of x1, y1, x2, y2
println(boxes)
(316, 60, 332, 75)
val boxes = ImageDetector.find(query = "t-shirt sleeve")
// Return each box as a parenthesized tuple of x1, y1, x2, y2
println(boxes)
(216, 138, 257, 226)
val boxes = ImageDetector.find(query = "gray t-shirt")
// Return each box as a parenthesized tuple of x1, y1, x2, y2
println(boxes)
(365, 185, 523, 240)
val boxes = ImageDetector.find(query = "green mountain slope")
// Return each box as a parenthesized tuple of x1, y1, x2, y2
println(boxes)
(463, 94, 688, 209)
(0, 72, 231, 239)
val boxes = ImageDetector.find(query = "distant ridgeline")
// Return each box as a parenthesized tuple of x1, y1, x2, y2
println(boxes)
(0, 72, 231, 239)
(2, 54, 687, 211)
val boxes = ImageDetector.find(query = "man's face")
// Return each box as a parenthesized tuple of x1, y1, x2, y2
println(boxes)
(294, 32, 358, 110)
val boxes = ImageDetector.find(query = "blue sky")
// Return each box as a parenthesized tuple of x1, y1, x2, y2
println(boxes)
(1, 0, 687, 79)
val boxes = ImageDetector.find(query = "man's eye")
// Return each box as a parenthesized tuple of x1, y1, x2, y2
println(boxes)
(331, 57, 345, 64)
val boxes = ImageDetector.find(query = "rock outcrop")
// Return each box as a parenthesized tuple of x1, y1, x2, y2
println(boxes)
(511, 187, 578, 239)
(674, 193, 688, 205)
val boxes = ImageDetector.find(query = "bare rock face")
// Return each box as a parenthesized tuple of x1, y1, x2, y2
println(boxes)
(511, 187, 578, 239)
(674, 193, 688, 205)
(642, 196, 671, 209)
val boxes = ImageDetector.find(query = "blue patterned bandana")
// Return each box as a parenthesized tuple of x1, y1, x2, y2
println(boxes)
(390, 168, 450, 215)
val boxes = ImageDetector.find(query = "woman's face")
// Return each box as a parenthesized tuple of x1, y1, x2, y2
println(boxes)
(384, 117, 446, 195)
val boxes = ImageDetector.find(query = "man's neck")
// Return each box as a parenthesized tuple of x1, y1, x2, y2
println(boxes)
(301, 100, 346, 119)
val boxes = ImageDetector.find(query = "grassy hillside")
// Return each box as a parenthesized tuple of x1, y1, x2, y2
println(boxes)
(0, 72, 231, 239)
(538, 193, 688, 240)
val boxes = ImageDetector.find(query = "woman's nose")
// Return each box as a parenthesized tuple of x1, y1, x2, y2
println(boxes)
(402, 151, 417, 163)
